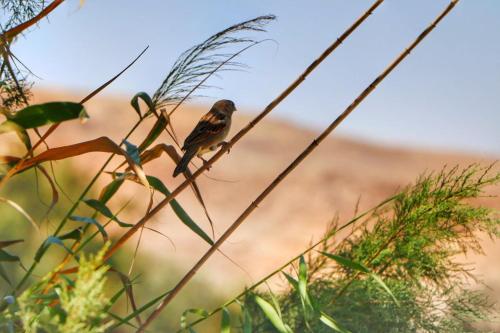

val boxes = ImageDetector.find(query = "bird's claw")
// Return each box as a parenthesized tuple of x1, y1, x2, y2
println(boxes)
(200, 157, 211, 171)
(218, 141, 230, 154)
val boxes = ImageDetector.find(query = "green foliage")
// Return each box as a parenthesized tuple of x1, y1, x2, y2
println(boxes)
(0, 3, 494, 332)
(235, 165, 499, 333)
(1, 244, 111, 333)
(0, 0, 45, 114)
(0, 0, 45, 29)
(0, 10, 275, 332)
(0, 75, 32, 112)
(0, 102, 87, 130)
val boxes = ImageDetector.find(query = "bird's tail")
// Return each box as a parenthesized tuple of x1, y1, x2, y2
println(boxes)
(173, 149, 196, 177)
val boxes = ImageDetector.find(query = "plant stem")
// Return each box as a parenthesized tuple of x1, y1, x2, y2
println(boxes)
(13, 119, 144, 293)
(115, 0, 386, 329)
(178, 196, 396, 332)
(11, 46, 149, 292)
(137, 1, 459, 330)
(104, 0, 385, 271)
(1, 0, 64, 44)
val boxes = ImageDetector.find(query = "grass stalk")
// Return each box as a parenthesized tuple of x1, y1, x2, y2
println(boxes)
(11, 46, 150, 292)
(137, 1, 459, 330)
(177, 195, 396, 332)
(108, 196, 394, 332)
(1, 0, 64, 44)
(13, 119, 144, 293)
(104, 0, 385, 269)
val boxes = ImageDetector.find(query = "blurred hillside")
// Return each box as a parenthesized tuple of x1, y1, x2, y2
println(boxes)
(16, 89, 500, 308)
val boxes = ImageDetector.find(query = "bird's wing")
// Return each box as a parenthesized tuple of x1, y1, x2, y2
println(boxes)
(182, 110, 227, 150)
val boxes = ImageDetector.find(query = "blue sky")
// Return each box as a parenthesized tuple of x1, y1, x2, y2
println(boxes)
(11, 0, 500, 155)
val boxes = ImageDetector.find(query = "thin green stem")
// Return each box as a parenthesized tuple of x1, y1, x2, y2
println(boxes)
(13, 118, 144, 293)
(181, 196, 396, 331)
(108, 195, 394, 331)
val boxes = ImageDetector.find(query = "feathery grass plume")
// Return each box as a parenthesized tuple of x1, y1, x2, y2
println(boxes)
(0, 68, 32, 111)
(0, 0, 46, 114)
(12, 243, 112, 333)
(136, 4, 458, 329)
(152, 15, 275, 109)
(241, 165, 499, 333)
(0, 0, 45, 30)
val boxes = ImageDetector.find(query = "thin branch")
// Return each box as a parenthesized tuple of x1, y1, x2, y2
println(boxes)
(2, 0, 64, 43)
(31, 45, 150, 153)
(105, 0, 385, 266)
(162, 196, 396, 332)
(0, 46, 149, 191)
(110, 195, 395, 332)
(12, 48, 149, 293)
(137, 1, 459, 329)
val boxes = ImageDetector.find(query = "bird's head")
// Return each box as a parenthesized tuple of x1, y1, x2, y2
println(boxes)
(213, 99, 237, 115)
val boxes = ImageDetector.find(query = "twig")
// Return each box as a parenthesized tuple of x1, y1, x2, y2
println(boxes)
(13, 48, 150, 293)
(31, 46, 150, 153)
(136, 1, 459, 330)
(1, 0, 65, 43)
(102, 1, 388, 330)
(105, 0, 385, 265)
(175, 196, 396, 332)
(0, 46, 149, 193)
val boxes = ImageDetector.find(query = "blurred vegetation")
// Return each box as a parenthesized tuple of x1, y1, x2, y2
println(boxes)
(237, 166, 499, 333)
(0, 164, 226, 332)
(0, 1, 498, 333)
(0, 2, 274, 332)
(0, 163, 93, 290)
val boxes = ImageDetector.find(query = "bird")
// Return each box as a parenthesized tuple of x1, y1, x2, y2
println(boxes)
(173, 99, 236, 177)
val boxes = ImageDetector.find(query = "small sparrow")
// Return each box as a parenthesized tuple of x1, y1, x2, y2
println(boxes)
(173, 99, 236, 177)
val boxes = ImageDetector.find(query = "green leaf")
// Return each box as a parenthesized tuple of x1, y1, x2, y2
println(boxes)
(0, 263, 11, 285)
(320, 252, 369, 273)
(138, 115, 168, 152)
(84, 199, 132, 227)
(180, 308, 208, 329)
(107, 288, 127, 312)
(241, 305, 252, 333)
(99, 178, 125, 204)
(254, 295, 291, 333)
(269, 290, 283, 319)
(35, 236, 74, 261)
(298, 256, 312, 307)
(321, 252, 399, 305)
(284, 258, 314, 324)
(59, 228, 83, 241)
(1, 102, 87, 129)
(130, 92, 154, 119)
(370, 273, 400, 306)
(31, 291, 59, 301)
(0, 249, 18, 262)
(319, 311, 351, 333)
(282, 272, 298, 290)
(69, 216, 108, 241)
(124, 140, 141, 165)
(146, 175, 214, 245)
(0, 239, 23, 249)
(220, 307, 231, 333)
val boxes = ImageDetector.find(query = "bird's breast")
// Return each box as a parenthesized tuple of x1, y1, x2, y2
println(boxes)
(197, 117, 231, 156)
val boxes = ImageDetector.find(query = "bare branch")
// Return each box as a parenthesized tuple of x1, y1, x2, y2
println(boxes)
(137, 0, 459, 329)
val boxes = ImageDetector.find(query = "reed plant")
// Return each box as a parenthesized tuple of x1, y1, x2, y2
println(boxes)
(1, 1, 496, 332)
